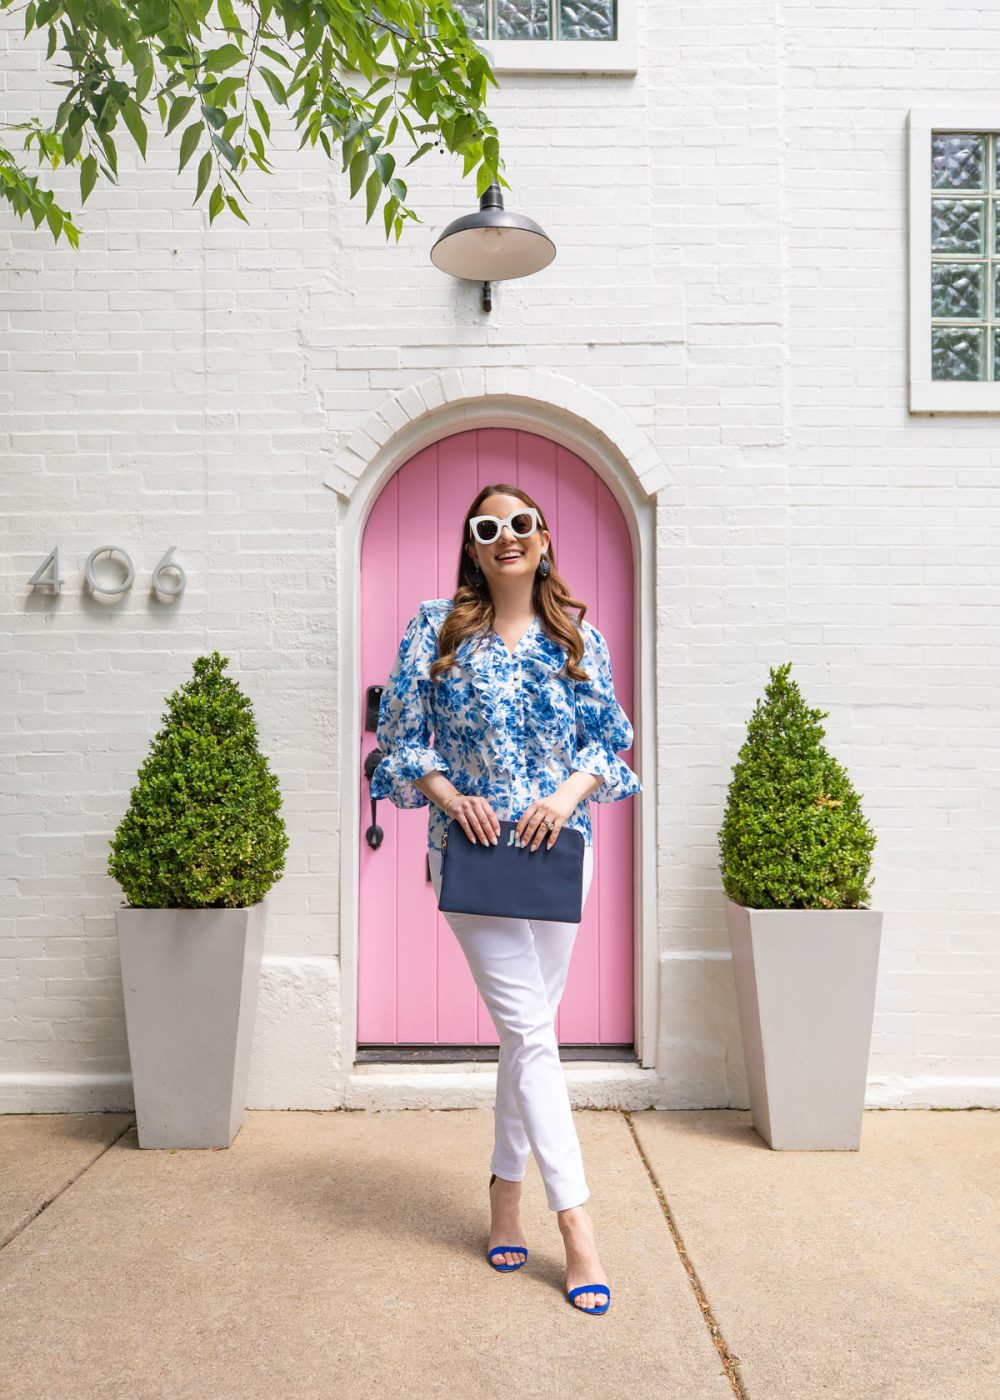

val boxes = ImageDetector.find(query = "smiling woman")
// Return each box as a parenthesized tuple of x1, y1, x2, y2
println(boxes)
(367, 474, 641, 1313)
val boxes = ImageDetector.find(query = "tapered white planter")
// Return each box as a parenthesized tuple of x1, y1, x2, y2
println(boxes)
(723, 897, 883, 1150)
(116, 900, 268, 1149)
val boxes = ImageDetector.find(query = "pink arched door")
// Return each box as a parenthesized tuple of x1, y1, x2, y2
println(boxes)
(359, 428, 637, 1050)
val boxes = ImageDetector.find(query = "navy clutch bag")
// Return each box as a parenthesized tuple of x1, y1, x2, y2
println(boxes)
(437, 817, 586, 923)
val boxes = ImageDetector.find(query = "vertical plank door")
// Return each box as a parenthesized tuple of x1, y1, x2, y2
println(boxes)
(358, 427, 637, 1049)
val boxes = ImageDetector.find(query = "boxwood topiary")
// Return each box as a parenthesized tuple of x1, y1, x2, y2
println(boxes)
(108, 651, 289, 909)
(718, 662, 876, 910)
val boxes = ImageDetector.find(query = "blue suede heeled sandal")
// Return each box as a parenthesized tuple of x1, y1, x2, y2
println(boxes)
(566, 1282, 611, 1315)
(487, 1172, 529, 1272)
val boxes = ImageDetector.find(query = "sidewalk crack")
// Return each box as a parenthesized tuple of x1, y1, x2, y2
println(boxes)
(0, 1119, 136, 1253)
(622, 1110, 749, 1399)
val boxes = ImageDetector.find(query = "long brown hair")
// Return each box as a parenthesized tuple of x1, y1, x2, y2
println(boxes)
(428, 483, 591, 684)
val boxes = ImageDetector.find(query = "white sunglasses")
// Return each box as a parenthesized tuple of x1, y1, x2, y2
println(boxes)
(469, 507, 542, 545)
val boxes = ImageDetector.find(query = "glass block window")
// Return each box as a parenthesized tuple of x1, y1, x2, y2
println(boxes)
(906, 110, 1000, 411)
(930, 131, 1000, 381)
(451, 0, 616, 40)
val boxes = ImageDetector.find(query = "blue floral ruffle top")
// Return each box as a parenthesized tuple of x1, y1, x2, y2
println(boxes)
(370, 597, 641, 852)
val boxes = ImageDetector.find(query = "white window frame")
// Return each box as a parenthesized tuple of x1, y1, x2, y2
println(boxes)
(475, 0, 636, 74)
(339, 4, 636, 82)
(909, 107, 1000, 412)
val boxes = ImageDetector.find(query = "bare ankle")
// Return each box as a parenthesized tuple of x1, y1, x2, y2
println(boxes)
(557, 1203, 591, 1232)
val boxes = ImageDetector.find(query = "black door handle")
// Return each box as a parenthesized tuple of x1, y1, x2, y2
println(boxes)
(364, 745, 384, 850)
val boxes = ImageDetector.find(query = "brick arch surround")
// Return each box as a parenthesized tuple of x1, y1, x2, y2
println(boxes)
(322, 368, 671, 503)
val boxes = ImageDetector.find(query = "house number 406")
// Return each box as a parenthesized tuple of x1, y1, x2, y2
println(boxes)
(28, 546, 187, 599)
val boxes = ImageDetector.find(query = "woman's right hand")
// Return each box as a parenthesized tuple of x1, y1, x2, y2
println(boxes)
(444, 794, 500, 846)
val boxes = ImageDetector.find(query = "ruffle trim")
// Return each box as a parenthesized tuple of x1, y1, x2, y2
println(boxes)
(572, 742, 642, 803)
(370, 742, 450, 810)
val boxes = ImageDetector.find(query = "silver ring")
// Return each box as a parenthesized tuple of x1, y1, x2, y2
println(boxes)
(544, 818, 554, 830)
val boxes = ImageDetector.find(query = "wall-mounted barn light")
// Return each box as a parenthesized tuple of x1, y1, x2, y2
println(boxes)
(430, 183, 556, 312)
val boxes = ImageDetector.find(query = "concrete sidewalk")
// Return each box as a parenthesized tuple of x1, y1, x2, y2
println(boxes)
(0, 1107, 995, 1399)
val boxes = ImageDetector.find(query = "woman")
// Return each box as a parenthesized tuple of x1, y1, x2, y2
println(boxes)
(370, 483, 641, 1317)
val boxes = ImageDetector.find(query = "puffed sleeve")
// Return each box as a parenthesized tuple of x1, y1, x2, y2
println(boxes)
(370, 604, 450, 809)
(572, 623, 642, 802)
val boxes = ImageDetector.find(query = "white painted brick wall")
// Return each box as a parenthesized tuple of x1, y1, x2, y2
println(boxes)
(1, 1, 997, 1110)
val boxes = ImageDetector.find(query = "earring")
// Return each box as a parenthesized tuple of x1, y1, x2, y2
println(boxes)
(472, 563, 485, 587)
(538, 555, 551, 577)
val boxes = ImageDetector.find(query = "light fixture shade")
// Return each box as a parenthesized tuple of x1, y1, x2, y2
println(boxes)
(430, 184, 556, 282)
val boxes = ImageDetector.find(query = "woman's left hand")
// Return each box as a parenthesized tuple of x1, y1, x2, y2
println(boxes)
(515, 791, 579, 851)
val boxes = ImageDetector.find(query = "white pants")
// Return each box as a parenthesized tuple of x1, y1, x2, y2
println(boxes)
(427, 843, 595, 1212)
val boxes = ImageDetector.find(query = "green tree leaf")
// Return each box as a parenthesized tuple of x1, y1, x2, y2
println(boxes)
(79, 152, 97, 201)
(259, 67, 288, 105)
(121, 96, 148, 159)
(349, 148, 367, 197)
(204, 43, 244, 73)
(194, 149, 212, 203)
(251, 97, 271, 140)
(166, 93, 196, 135)
(365, 167, 380, 223)
(178, 120, 202, 172)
